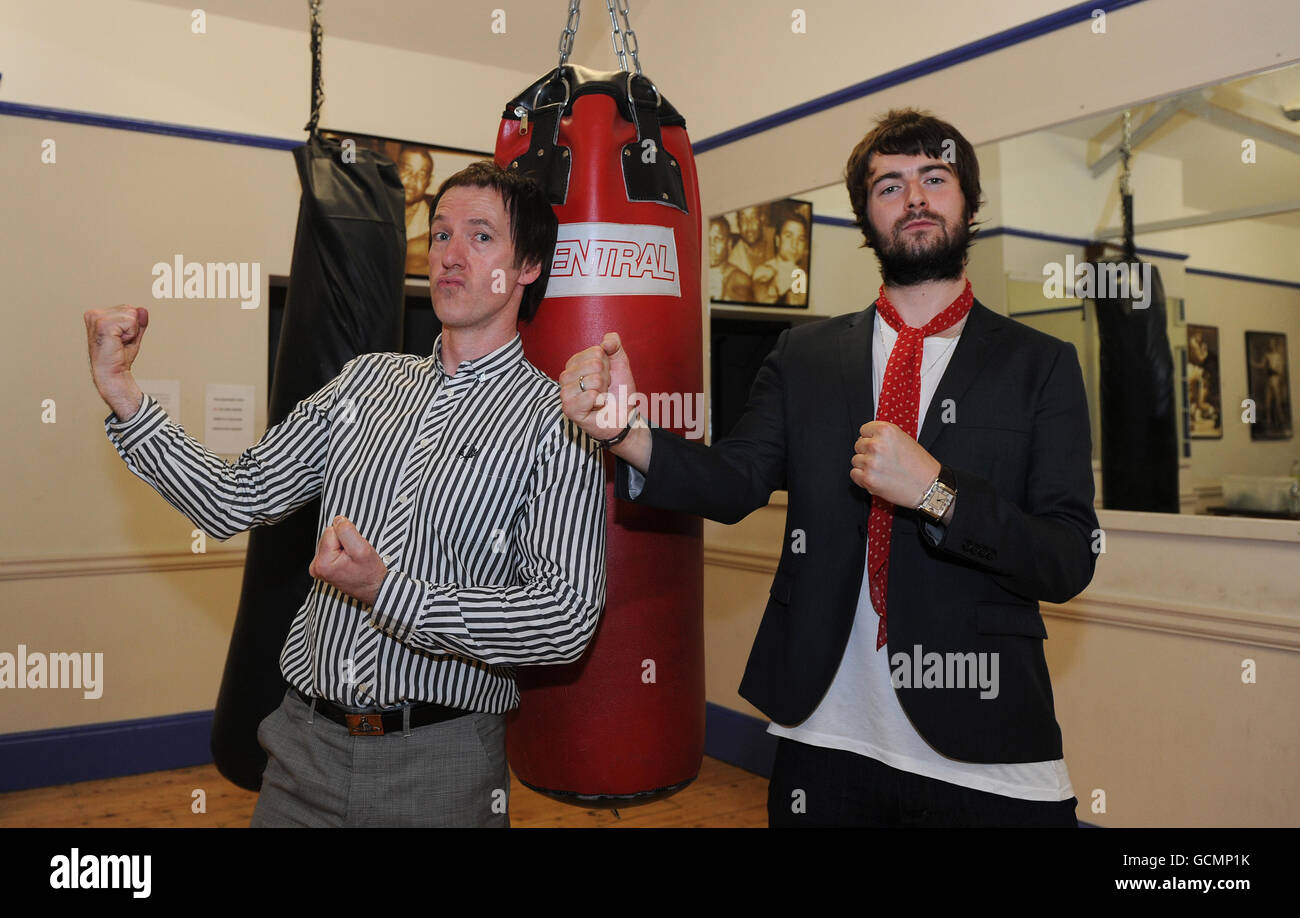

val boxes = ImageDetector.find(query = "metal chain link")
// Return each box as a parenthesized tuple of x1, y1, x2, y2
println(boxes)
(553, 0, 646, 80)
(305, 0, 324, 135)
(1118, 109, 1133, 197)
(557, 0, 581, 69)
(604, 0, 627, 72)
(606, 0, 642, 76)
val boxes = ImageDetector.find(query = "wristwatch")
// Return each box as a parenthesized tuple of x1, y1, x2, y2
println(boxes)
(915, 464, 957, 522)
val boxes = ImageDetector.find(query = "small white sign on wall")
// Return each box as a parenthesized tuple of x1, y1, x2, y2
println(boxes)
(205, 383, 256, 455)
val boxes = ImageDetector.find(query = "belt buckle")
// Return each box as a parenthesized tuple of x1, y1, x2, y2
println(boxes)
(346, 713, 385, 736)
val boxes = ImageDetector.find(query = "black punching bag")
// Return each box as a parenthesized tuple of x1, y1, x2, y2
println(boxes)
(1093, 261, 1180, 513)
(211, 134, 406, 790)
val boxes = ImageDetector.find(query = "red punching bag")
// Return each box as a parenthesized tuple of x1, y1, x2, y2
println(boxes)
(495, 64, 704, 803)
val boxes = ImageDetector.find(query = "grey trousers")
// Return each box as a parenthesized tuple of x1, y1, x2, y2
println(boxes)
(249, 689, 510, 828)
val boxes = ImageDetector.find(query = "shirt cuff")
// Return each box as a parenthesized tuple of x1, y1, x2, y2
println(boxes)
(103, 393, 169, 454)
(369, 569, 459, 646)
(919, 496, 956, 547)
(626, 466, 646, 500)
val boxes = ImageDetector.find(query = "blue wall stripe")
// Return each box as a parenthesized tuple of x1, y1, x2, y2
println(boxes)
(4, 1, 1148, 157)
(0, 100, 302, 151)
(1185, 266, 1300, 291)
(1012, 305, 1086, 318)
(704, 702, 779, 779)
(0, 702, 1097, 825)
(981, 226, 1190, 261)
(813, 214, 858, 228)
(0, 704, 773, 793)
(692, 0, 1150, 153)
(812, 218, 1193, 262)
(0, 710, 214, 793)
(817, 221, 1300, 292)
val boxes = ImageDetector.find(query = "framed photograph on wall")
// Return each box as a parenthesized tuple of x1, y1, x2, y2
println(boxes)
(709, 198, 812, 309)
(320, 131, 491, 278)
(1186, 323, 1222, 439)
(1245, 331, 1292, 440)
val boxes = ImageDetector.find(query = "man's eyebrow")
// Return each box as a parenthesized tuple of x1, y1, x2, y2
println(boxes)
(868, 162, 954, 190)
(430, 215, 500, 231)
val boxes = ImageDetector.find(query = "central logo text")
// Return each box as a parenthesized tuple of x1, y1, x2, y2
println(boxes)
(546, 222, 680, 298)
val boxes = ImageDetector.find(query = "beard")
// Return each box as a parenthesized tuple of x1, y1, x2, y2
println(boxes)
(865, 209, 970, 287)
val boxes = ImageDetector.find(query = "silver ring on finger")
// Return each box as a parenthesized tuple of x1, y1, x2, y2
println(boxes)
(578, 375, 587, 393)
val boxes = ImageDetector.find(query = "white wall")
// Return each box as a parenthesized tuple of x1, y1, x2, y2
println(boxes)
(0, 0, 536, 152)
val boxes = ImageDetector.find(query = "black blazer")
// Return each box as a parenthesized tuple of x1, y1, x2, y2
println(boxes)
(616, 299, 1099, 763)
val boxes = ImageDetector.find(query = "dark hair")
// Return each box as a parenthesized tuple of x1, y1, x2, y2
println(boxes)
(844, 108, 983, 250)
(777, 212, 808, 235)
(708, 215, 732, 235)
(428, 160, 557, 321)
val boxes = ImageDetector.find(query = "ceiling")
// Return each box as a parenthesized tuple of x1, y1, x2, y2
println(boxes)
(138, 0, 619, 73)
(136, 0, 1300, 233)
(133, 0, 1093, 143)
(1050, 63, 1300, 225)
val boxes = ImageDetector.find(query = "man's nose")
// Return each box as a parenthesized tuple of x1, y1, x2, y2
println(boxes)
(904, 180, 928, 209)
(440, 235, 467, 268)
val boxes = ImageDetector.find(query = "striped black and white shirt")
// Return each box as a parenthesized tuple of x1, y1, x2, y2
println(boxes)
(104, 333, 606, 713)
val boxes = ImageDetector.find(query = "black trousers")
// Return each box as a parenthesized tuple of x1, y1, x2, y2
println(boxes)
(767, 738, 1078, 828)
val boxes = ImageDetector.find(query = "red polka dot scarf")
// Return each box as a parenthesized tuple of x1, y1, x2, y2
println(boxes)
(866, 279, 973, 650)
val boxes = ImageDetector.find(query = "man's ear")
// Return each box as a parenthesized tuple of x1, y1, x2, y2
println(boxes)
(517, 257, 542, 286)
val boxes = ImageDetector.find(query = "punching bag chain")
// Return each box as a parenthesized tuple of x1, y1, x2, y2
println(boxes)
(1119, 109, 1135, 262)
(557, 0, 582, 69)
(1118, 109, 1133, 197)
(606, 0, 643, 76)
(552, 0, 645, 77)
(305, 0, 325, 136)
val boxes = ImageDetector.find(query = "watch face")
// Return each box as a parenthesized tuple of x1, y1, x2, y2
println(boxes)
(922, 488, 953, 519)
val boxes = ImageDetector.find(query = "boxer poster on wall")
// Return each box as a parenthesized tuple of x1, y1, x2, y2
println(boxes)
(1245, 331, 1292, 440)
(320, 131, 490, 278)
(708, 198, 813, 309)
(1186, 324, 1222, 438)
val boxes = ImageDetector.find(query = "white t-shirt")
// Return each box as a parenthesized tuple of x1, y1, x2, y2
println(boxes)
(766, 313, 1073, 802)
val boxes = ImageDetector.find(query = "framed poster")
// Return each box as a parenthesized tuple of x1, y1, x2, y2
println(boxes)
(1186, 324, 1222, 439)
(1245, 331, 1292, 440)
(709, 198, 812, 309)
(321, 131, 491, 278)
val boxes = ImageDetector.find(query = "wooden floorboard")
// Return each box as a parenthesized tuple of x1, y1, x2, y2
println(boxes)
(0, 755, 768, 828)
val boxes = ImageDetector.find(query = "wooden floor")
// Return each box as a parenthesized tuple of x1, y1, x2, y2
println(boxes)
(0, 755, 768, 828)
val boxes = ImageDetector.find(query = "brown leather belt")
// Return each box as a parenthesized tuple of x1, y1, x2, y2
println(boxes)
(290, 687, 467, 736)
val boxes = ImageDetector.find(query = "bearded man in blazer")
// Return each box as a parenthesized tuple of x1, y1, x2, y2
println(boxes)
(561, 109, 1098, 828)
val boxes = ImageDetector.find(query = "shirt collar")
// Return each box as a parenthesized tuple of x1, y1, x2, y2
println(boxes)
(875, 310, 966, 348)
(432, 332, 524, 383)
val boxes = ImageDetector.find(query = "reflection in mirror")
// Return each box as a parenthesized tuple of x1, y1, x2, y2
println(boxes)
(712, 62, 1300, 517)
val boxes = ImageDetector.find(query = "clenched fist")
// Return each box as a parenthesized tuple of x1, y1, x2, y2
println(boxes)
(309, 516, 388, 607)
(84, 305, 149, 421)
(559, 332, 652, 471)
(850, 420, 941, 509)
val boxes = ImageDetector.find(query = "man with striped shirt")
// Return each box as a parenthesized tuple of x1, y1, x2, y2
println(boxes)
(84, 162, 606, 827)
